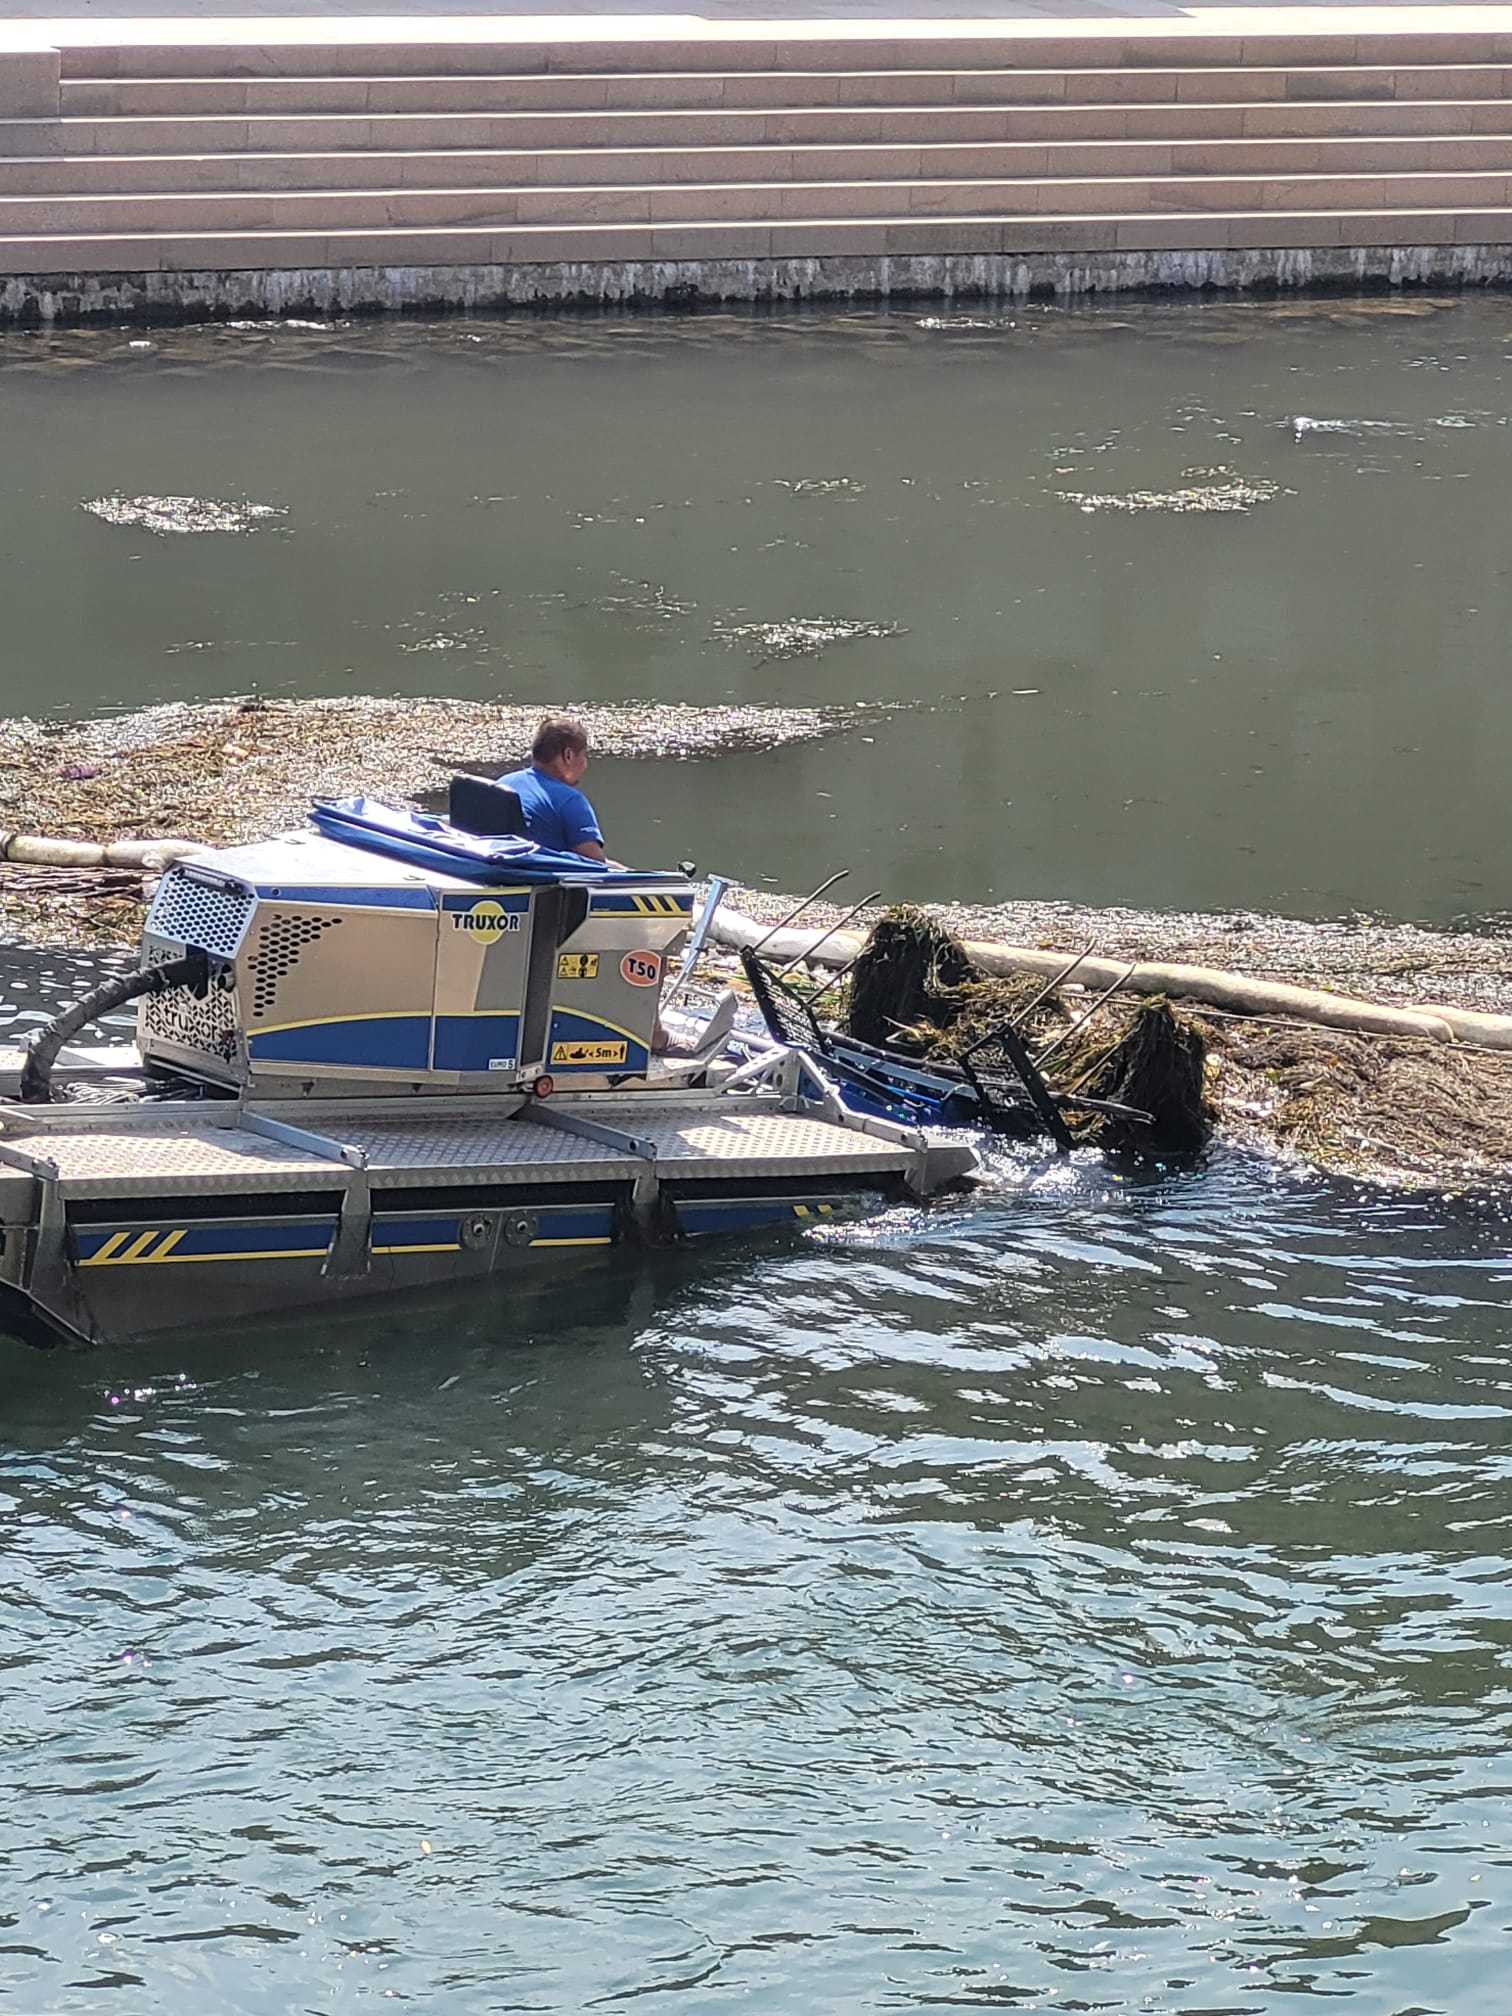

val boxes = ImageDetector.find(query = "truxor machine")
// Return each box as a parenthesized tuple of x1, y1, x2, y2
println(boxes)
(0, 790, 976, 1347)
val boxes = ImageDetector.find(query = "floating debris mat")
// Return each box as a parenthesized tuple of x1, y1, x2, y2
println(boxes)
(82, 495, 289, 536)
(0, 694, 850, 857)
(1058, 474, 1281, 515)
(713, 616, 906, 661)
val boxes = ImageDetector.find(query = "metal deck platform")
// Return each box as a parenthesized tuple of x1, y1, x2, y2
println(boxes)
(0, 1096, 926, 1196)
(0, 1086, 976, 1346)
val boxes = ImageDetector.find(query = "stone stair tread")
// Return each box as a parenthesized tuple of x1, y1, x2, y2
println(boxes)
(55, 95, 1502, 113)
(1, 206, 1508, 240)
(6, 136, 1509, 175)
(5, 180, 1510, 241)
(22, 98, 1512, 133)
(71, 63, 1512, 83)
(48, 91, 1512, 125)
(13, 128, 1512, 159)
(7, 168, 1512, 195)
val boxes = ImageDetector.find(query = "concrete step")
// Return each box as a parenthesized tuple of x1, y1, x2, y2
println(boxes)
(54, 31, 1512, 80)
(3, 170, 1510, 235)
(4, 206, 1512, 275)
(12, 95, 1512, 168)
(4, 132, 1512, 198)
(56, 63, 1512, 120)
(24, 95, 1512, 161)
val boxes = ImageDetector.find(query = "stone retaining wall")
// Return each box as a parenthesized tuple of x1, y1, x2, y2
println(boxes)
(6, 242, 1512, 324)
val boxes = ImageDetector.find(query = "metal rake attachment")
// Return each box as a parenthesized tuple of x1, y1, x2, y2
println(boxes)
(738, 946, 830, 1054)
(739, 949, 1079, 1149)
(954, 1022, 1076, 1153)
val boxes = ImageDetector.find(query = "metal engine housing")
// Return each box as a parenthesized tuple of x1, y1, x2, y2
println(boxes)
(138, 831, 693, 1097)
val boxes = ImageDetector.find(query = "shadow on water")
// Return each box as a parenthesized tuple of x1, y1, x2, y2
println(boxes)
(0, 1240, 697, 1439)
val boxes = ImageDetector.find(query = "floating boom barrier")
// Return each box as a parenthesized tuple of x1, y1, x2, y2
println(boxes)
(709, 912, 1512, 1054)
(0, 833, 202, 872)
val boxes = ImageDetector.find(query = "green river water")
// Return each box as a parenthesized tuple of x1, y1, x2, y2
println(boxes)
(0, 300, 1509, 2014)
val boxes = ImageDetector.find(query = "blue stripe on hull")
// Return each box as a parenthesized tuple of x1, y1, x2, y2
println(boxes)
(371, 1215, 462, 1256)
(74, 1205, 620, 1270)
(431, 1014, 521, 1073)
(531, 1205, 615, 1247)
(249, 1015, 432, 1070)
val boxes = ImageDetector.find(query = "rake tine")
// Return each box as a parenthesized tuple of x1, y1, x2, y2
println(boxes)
(749, 870, 851, 955)
(1008, 940, 1099, 1032)
(1033, 961, 1139, 1071)
(772, 892, 882, 981)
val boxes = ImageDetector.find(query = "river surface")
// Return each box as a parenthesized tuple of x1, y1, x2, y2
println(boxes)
(4, 295, 1512, 922)
(3, 304, 1512, 2012)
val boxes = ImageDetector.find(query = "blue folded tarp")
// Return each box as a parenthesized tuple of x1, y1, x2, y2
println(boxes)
(313, 796, 687, 886)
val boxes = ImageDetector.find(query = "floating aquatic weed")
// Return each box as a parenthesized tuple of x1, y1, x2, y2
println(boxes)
(82, 495, 288, 536)
(592, 577, 698, 626)
(399, 634, 472, 654)
(224, 318, 335, 333)
(1058, 473, 1280, 516)
(714, 616, 906, 660)
(1289, 416, 1403, 441)
(774, 477, 866, 499)
(916, 315, 1016, 332)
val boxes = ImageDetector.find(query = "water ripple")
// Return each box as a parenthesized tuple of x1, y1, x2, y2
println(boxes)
(7, 1138, 1507, 2010)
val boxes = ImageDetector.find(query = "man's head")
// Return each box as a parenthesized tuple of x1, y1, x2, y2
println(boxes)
(531, 716, 590, 786)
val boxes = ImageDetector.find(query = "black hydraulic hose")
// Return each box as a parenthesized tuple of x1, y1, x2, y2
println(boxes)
(19, 950, 210, 1104)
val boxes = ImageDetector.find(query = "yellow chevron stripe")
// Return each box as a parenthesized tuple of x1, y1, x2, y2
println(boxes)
(80, 1230, 130, 1267)
(81, 1230, 329, 1267)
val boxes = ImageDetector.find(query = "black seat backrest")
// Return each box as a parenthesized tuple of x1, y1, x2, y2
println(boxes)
(449, 774, 526, 837)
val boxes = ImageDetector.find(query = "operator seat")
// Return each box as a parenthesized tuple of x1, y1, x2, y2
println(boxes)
(448, 774, 526, 838)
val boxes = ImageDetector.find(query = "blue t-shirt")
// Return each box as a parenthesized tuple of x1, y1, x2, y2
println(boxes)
(499, 766, 603, 856)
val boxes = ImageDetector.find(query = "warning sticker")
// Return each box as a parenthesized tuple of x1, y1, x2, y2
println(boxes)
(557, 952, 600, 981)
(620, 950, 662, 988)
(550, 1039, 628, 1067)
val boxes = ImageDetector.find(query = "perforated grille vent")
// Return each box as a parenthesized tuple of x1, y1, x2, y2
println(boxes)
(140, 981, 241, 1069)
(147, 869, 254, 957)
(248, 913, 344, 1020)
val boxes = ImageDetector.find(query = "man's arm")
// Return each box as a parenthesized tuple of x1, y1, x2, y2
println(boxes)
(563, 787, 614, 865)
